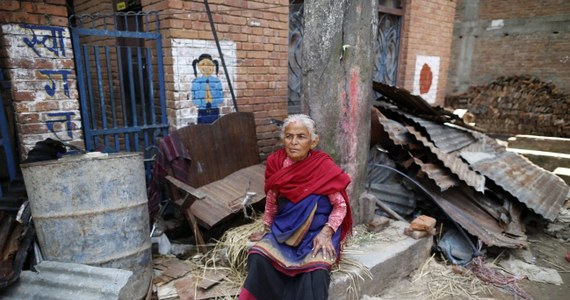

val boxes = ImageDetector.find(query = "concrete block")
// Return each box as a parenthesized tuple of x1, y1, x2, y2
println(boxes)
(330, 221, 433, 299)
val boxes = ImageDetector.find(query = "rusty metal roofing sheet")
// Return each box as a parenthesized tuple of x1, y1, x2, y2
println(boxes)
(425, 183, 528, 248)
(366, 149, 417, 216)
(375, 110, 413, 146)
(460, 144, 569, 221)
(378, 104, 477, 153)
(402, 114, 476, 153)
(411, 156, 459, 191)
(373, 81, 443, 118)
(406, 126, 486, 192)
(0, 260, 132, 299)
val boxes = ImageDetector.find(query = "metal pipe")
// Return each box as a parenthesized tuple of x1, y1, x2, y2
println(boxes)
(204, 0, 238, 112)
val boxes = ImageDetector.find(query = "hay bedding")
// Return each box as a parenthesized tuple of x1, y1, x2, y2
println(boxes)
(178, 218, 373, 299)
(179, 220, 506, 300)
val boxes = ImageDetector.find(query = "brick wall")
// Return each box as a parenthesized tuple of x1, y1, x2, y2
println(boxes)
(398, 0, 457, 106)
(448, 0, 570, 95)
(143, 0, 289, 159)
(0, 0, 288, 160)
(0, 0, 83, 158)
(478, 0, 570, 19)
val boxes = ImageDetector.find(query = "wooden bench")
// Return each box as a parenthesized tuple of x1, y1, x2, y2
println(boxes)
(165, 112, 266, 251)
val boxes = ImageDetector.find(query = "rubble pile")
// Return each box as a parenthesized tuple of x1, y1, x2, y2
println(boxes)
(445, 75, 569, 138)
(371, 81, 569, 251)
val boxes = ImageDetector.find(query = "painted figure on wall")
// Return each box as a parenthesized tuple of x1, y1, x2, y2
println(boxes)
(191, 53, 224, 124)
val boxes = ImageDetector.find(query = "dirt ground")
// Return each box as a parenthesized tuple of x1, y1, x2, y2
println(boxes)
(516, 230, 569, 300)
(364, 224, 569, 300)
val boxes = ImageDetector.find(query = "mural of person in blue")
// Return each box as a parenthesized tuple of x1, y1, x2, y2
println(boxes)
(191, 53, 224, 124)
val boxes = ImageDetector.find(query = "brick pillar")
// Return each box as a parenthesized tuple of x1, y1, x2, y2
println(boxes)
(0, 0, 83, 159)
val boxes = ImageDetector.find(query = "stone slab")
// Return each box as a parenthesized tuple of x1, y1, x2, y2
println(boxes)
(329, 221, 433, 299)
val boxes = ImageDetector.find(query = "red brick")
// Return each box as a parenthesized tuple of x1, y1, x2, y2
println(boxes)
(19, 123, 49, 134)
(0, 1, 23, 12)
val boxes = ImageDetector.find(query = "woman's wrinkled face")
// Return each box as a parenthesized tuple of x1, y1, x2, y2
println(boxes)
(283, 121, 318, 162)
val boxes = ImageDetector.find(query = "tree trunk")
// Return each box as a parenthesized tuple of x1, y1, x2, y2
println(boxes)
(302, 0, 377, 224)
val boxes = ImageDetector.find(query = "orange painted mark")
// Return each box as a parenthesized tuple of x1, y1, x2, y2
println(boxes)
(419, 63, 433, 94)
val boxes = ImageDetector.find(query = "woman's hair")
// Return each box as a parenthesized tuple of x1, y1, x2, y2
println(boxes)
(280, 114, 318, 142)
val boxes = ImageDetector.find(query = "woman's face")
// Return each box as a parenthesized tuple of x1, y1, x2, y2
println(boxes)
(283, 121, 318, 162)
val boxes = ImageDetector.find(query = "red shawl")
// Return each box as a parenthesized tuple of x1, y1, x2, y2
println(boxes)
(265, 149, 353, 242)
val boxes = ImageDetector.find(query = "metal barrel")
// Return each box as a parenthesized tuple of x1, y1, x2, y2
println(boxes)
(21, 153, 152, 300)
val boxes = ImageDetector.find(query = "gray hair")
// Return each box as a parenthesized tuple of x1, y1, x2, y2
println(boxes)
(280, 114, 318, 142)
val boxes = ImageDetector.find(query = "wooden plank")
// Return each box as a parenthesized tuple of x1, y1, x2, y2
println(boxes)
(197, 270, 226, 290)
(165, 176, 206, 200)
(176, 112, 260, 188)
(191, 164, 265, 228)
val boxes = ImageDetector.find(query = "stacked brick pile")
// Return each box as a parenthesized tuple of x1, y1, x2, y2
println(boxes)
(445, 75, 569, 138)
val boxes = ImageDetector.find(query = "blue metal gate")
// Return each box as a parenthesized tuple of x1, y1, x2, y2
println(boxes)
(69, 11, 168, 179)
(0, 69, 16, 197)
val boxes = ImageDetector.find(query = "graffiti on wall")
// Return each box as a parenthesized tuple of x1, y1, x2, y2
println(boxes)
(413, 55, 440, 104)
(20, 24, 66, 58)
(191, 53, 224, 124)
(171, 39, 236, 128)
(46, 112, 75, 140)
(38, 69, 72, 98)
(1, 23, 79, 147)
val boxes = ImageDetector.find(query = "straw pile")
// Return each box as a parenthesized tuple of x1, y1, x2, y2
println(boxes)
(201, 217, 372, 298)
(181, 222, 506, 300)
(368, 255, 492, 300)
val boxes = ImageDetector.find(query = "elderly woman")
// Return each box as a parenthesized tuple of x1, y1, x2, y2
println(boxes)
(239, 114, 352, 300)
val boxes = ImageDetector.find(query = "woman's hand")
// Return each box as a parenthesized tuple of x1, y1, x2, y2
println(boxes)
(312, 225, 335, 260)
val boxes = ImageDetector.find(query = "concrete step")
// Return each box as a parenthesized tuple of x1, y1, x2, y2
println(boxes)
(506, 148, 570, 172)
(507, 135, 570, 154)
(553, 167, 570, 186)
(329, 220, 433, 299)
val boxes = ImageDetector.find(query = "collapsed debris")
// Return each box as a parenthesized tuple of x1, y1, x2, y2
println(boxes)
(369, 81, 569, 251)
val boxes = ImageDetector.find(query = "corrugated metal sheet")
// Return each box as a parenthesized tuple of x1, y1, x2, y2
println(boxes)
(373, 81, 444, 119)
(365, 146, 526, 248)
(461, 147, 569, 221)
(418, 179, 528, 248)
(406, 126, 486, 192)
(0, 260, 133, 299)
(372, 82, 569, 243)
(366, 149, 417, 216)
(375, 110, 413, 146)
(367, 183, 417, 216)
(411, 157, 459, 191)
(400, 113, 476, 153)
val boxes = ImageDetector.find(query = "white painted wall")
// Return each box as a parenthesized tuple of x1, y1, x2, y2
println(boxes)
(171, 39, 237, 128)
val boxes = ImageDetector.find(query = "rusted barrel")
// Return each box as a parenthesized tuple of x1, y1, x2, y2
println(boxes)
(21, 153, 152, 299)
